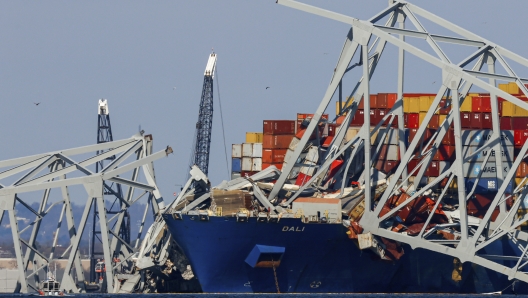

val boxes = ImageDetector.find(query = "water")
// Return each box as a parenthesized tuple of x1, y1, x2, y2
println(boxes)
(0, 294, 520, 298)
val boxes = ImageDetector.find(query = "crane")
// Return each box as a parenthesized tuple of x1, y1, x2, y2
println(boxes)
(188, 52, 217, 177)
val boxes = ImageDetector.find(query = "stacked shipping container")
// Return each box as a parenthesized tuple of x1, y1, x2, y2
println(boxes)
(335, 82, 528, 220)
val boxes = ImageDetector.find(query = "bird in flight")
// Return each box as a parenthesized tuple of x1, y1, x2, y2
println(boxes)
(33, 102, 40, 106)
(266, 87, 270, 89)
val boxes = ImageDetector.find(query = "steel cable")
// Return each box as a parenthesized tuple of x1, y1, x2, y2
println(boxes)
(215, 65, 230, 180)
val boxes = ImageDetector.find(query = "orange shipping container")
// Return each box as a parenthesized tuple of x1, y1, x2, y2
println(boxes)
(262, 149, 288, 163)
(263, 134, 294, 149)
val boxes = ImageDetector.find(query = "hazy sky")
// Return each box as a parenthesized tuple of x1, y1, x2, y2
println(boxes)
(1, 0, 527, 204)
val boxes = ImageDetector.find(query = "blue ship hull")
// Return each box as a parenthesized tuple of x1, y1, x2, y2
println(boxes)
(162, 214, 522, 293)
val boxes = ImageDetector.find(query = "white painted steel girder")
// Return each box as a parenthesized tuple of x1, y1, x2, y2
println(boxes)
(276, 0, 528, 284)
(0, 133, 171, 293)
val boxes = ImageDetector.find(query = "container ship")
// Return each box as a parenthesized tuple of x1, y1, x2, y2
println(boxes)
(163, 87, 528, 293)
(162, 1, 528, 293)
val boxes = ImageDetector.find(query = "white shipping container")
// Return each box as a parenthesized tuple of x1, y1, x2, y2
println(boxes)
(300, 160, 316, 176)
(252, 158, 262, 171)
(381, 145, 399, 161)
(242, 157, 253, 171)
(252, 143, 263, 158)
(470, 130, 514, 147)
(289, 137, 300, 151)
(463, 161, 512, 178)
(345, 128, 359, 142)
(468, 145, 514, 162)
(232, 144, 242, 158)
(305, 146, 319, 163)
(231, 172, 241, 180)
(242, 143, 253, 157)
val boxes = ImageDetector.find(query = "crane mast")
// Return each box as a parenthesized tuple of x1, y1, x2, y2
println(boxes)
(190, 52, 217, 176)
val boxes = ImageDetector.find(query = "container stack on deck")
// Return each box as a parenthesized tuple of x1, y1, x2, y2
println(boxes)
(231, 133, 263, 180)
(335, 82, 528, 222)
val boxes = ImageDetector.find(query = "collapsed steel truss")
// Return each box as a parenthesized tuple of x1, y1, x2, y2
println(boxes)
(275, 0, 528, 283)
(0, 132, 171, 293)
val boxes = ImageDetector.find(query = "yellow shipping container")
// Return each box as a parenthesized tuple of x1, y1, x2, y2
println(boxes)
(419, 96, 430, 112)
(460, 96, 472, 112)
(409, 97, 420, 113)
(517, 105, 528, 117)
(439, 114, 447, 126)
(245, 132, 263, 143)
(499, 83, 509, 93)
(509, 82, 520, 94)
(336, 99, 353, 115)
(516, 178, 528, 188)
(518, 210, 528, 226)
(468, 93, 479, 97)
(403, 97, 411, 113)
(502, 101, 515, 117)
(419, 112, 427, 126)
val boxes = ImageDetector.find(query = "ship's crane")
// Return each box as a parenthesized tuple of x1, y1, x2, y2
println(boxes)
(188, 52, 217, 177)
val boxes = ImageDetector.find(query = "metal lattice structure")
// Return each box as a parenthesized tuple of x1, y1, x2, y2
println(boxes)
(90, 99, 131, 284)
(0, 132, 171, 293)
(189, 53, 217, 176)
(272, 0, 528, 284)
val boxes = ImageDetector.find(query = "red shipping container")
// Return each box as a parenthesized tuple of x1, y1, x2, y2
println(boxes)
(390, 113, 399, 128)
(263, 134, 294, 149)
(407, 159, 419, 174)
(461, 112, 471, 128)
(498, 97, 505, 116)
(426, 161, 440, 177)
(378, 145, 400, 161)
(376, 109, 387, 125)
(439, 99, 451, 115)
(434, 145, 456, 161)
(328, 124, 337, 136)
(383, 160, 400, 173)
(369, 109, 376, 124)
(321, 136, 334, 148)
(358, 96, 364, 109)
(262, 163, 283, 171)
(441, 128, 455, 145)
(428, 115, 439, 129)
(374, 160, 384, 172)
(262, 149, 288, 163)
(295, 172, 312, 186)
(351, 110, 365, 126)
(467, 194, 499, 221)
(481, 113, 492, 129)
(297, 113, 329, 120)
(514, 130, 528, 148)
(406, 113, 419, 128)
(336, 115, 346, 126)
(370, 94, 378, 109)
(470, 113, 482, 129)
(408, 128, 434, 146)
(263, 120, 295, 135)
(472, 96, 491, 112)
(387, 93, 398, 108)
(377, 93, 388, 109)
(327, 160, 344, 179)
(513, 117, 528, 130)
(500, 117, 513, 130)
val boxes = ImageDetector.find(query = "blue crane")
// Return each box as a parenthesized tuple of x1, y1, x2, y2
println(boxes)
(189, 52, 217, 176)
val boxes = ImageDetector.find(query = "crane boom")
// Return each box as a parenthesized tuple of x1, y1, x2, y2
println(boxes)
(190, 52, 217, 176)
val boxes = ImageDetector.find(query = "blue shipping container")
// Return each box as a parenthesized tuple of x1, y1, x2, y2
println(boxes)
(464, 178, 513, 194)
(232, 158, 241, 172)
